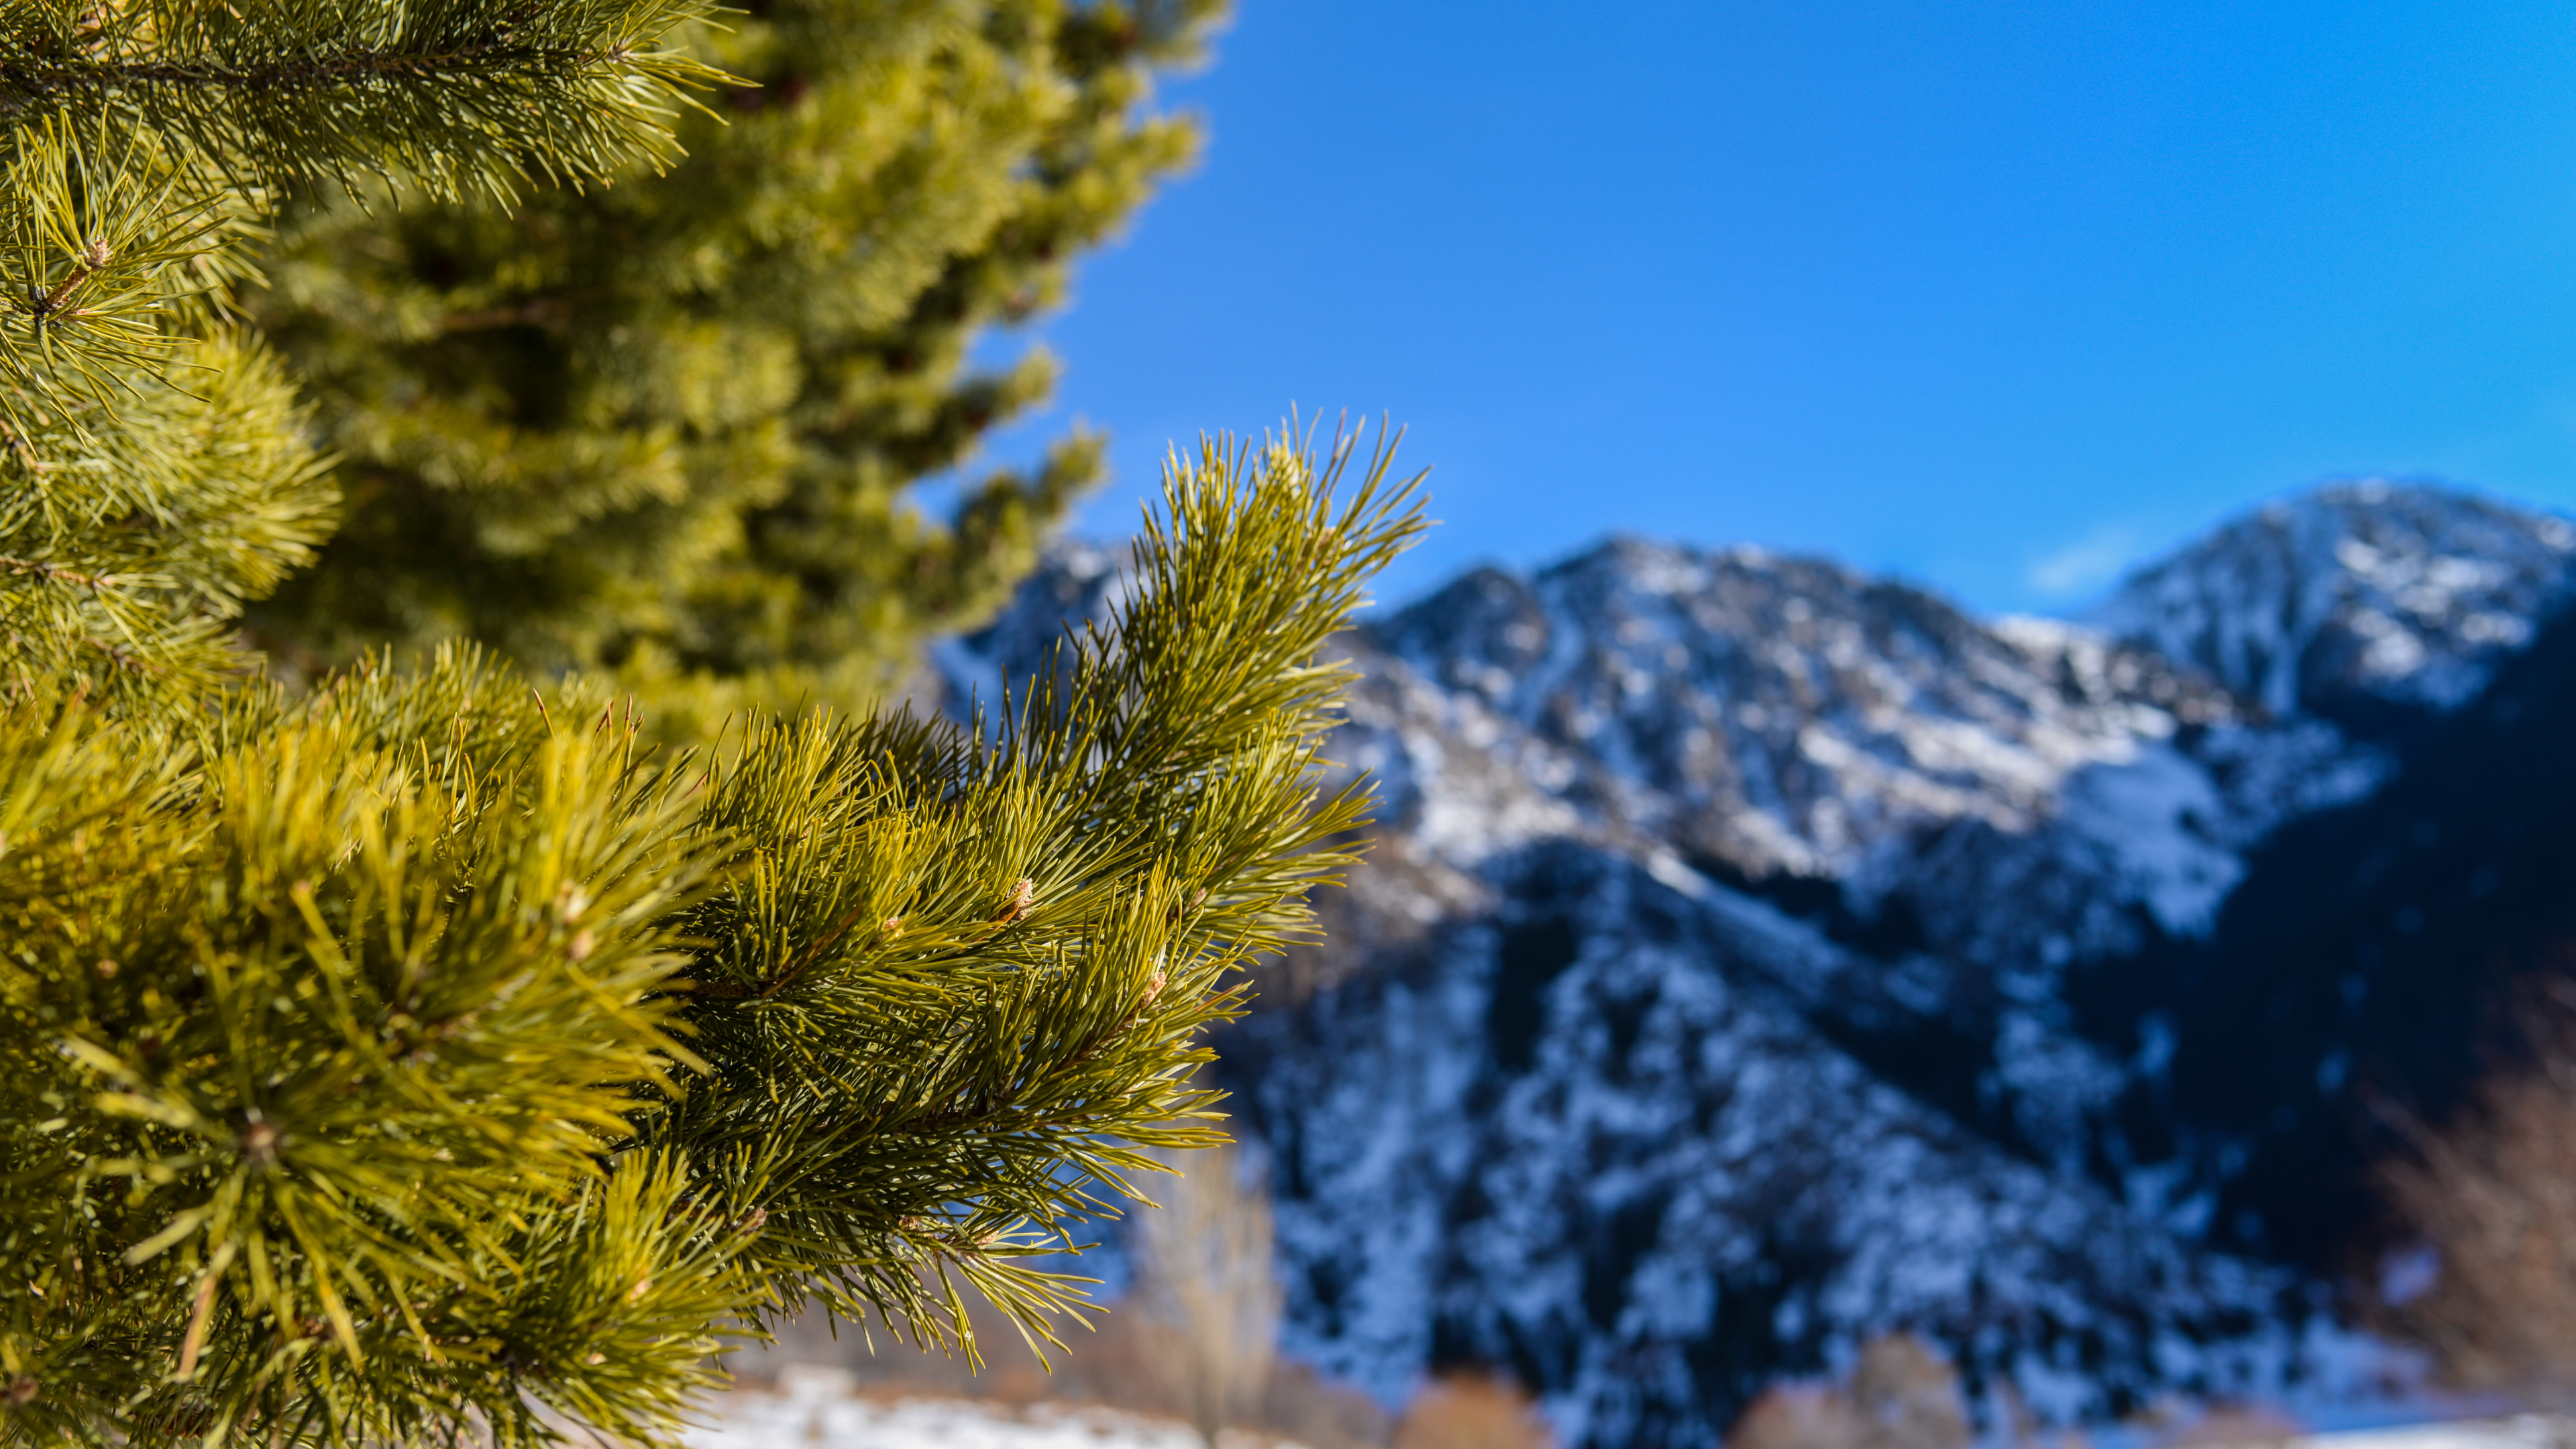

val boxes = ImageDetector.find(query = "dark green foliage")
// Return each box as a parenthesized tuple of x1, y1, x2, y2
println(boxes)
(246, 0, 1227, 722)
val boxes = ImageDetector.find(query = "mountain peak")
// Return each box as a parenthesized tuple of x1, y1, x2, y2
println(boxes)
(2091, 480, 2576, 726)
(1370, 535, 2233, 882)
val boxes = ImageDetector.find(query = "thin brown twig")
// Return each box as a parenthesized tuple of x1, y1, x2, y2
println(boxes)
(176, 1269, 219, 1379)
(0, 554, 113, 588)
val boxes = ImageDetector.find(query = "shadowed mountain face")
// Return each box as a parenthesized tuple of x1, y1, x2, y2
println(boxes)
(2084, 593, 2576, 1269)
(945, 482, 2576, 1449)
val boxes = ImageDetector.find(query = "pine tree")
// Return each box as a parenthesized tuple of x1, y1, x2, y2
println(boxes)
(0, 0, 729, 717)
(0, 4, 1424, 1443)
(241, 0, 1226, 727)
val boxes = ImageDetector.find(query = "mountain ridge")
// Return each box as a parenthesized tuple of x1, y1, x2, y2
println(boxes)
(2090, 481, 2576, 729)
(941, 480, 2576, 1449)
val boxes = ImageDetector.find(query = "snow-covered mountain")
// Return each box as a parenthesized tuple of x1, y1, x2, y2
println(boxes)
(1373, 541, 2242, 881)
(2092, 482, 2576, 723)
(943, 482, 2576, 1449)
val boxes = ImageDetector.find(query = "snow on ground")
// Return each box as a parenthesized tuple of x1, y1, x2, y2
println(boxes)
(688, 1364, 2563, 1449)
(2306, 1419, 2570, 1449)
(686, 1366, 1305, 1449)
(688, 1380, 2561, 1449)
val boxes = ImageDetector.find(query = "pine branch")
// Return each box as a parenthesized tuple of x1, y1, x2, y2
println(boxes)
(651, 423, 1426, 1364)
(0, 0, 739, 201)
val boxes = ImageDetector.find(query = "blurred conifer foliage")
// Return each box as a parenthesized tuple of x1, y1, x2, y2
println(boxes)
(246, 0, 1228, 724)
(0, 3, 1424, 1443)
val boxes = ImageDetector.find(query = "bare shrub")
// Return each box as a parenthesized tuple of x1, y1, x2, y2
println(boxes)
(2151, 1404, 2306, 1449)
(1850, 1334, 1971, 1449)
(745, 1294, 1063, 1403)
(1395, 1373, 1556, 1449)
(2375, 1030, 2576, 1402)
(1264, 1360, 1399, 1449)
(1726, 1334, 1967, 1449)
(724, 1140, 1395, 1445)
(1130, 1141, 1286, 1448)
(1727, 1385, 1872, 1449)
(736, 1270, 1390, 1447)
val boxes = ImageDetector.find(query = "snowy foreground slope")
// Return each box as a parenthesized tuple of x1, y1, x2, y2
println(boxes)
(945, 482, 2576, 1449)
(690, 1371, 1281, 1449)
(689, 1375, 2563, 1449)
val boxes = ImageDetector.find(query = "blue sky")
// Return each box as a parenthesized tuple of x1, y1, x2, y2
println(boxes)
(972, 0, 2576, 617)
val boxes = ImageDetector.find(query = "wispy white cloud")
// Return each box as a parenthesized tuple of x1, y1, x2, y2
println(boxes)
(2026, 524, 2143, 600)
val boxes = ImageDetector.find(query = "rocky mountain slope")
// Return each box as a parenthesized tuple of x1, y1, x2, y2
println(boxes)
(942, 482, 2576, 1449)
